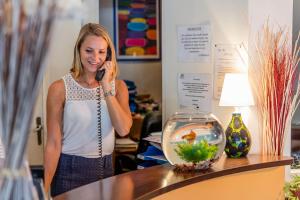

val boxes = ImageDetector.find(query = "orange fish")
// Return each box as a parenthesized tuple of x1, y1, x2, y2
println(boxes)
(182, 130, 196, 144)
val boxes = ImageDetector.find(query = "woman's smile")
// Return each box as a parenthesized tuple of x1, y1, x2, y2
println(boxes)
(87, 59, 100, 67)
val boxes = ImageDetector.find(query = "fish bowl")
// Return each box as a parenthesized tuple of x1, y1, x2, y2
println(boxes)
(162, 111, 225, 171)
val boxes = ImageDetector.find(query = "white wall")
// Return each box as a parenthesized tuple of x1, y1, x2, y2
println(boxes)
(162, 0, 293, 155)
(43, 0, 98, 90)
(248, 0, 293, 156)
(161, 0, 248, 136)
(99, 0, 162, 103)
(293, 0, 300, 125)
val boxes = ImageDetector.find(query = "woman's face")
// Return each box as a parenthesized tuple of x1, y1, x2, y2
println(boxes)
(79, 35, 108, 74)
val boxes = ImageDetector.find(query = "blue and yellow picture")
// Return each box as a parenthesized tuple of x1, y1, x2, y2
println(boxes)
(114, 0, 160, 60)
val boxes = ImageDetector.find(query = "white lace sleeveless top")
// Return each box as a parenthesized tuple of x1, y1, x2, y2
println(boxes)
(61, 73, 115, 158)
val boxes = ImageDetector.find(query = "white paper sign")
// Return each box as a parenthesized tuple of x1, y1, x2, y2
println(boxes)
(213, 44, 247, 99)
(177, 73, 212, 112)
(177, 23, 211, 62)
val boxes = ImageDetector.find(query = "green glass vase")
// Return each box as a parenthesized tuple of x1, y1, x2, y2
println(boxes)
(225, 113, 251, 158)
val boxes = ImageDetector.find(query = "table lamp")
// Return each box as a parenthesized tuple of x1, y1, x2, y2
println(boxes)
(219, 73, 254, 158)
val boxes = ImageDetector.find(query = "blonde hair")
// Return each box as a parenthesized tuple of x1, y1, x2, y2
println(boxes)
(70, 23, 119, 79)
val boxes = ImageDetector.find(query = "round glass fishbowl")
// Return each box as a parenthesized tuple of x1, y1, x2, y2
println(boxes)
(162, 111, 225, 171)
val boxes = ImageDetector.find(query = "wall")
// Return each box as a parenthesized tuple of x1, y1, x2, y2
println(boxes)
(248, 0, 293, 155)
(162, 0, 293, 155)
(161, 0, 249, 145)
(162, 0, 248, 120)
(293, 0, 300, 125)
(99, 0, 162, 103)
(43, 0, 98, 93)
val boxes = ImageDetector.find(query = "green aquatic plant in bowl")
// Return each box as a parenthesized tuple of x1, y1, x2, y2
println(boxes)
(284, 175, 300, 200)
(174, 139, 218, 171)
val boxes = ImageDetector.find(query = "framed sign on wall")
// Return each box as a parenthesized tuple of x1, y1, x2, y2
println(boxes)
(113, 0, 160, 61)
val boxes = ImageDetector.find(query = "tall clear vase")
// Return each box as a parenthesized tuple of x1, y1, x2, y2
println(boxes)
(0, 0, 57, 199)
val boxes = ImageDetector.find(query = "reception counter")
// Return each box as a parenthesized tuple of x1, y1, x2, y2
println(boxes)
(54, 154, 292, 200)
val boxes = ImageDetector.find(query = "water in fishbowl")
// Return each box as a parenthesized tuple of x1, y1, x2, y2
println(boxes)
(162, 112, 225, 170)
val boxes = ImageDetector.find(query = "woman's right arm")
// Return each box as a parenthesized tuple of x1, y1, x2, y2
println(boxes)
(44, 80, 65, 194)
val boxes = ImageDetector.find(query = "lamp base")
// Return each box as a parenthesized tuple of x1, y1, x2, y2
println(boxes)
(225, 113, 251, 158)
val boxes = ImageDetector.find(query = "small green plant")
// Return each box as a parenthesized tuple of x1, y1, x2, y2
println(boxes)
(284, 175, 300, 200)
(174, 139, 218, 164)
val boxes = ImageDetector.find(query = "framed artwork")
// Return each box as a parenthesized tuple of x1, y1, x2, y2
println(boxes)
(113, 0, 160, 61)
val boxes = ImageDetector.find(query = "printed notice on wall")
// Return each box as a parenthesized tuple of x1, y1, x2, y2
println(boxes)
(214, 44, 248, 99)
(177, 23, 211, 62)
(178, 73, 212, 112)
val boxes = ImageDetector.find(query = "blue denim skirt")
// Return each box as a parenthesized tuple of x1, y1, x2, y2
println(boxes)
(51, 153, 113, 197)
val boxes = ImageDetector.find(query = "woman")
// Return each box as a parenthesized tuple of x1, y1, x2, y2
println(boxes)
(44, 23, 132, 196)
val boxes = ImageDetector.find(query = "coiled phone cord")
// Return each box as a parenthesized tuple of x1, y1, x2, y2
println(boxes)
(96, 86, 104, 179)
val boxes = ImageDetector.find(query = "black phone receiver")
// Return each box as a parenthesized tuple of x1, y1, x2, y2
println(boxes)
(95, 47, 112, 81)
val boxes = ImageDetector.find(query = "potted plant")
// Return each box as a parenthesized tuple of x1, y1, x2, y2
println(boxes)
(284, 175, 300, 199)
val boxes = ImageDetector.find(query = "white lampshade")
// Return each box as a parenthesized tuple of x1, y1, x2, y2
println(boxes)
(219, 73, 254, 107)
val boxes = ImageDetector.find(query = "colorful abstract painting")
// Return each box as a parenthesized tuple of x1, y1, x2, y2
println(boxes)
(114, 0, 160, 60)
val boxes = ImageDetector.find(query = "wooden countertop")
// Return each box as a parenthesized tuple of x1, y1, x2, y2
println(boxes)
(54, 154, 292, 200)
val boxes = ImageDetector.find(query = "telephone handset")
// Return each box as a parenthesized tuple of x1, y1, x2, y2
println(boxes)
(95, 47, 112, 81)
